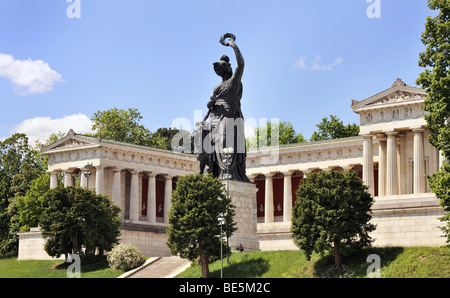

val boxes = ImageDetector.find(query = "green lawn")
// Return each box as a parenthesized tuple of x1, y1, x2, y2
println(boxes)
(2, 246, 449, 278)
(180, 246, 450, 278)
(0, 255, 124, 278)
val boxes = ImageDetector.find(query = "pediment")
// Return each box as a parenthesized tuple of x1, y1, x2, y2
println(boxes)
(366, 90, 426, 106)
(351, 79, 427, 113)
(52, 138, 92, 149)
(42, 132, 99, 153)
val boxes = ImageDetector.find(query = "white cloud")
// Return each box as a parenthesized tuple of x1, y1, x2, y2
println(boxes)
(292, 55, 343, 71)
(11, 114, 93, 145)
(292, 56, 307, 70)
(0, 53, 63, 95)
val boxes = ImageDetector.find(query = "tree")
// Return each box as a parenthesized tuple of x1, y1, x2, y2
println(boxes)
(90, 107, 165, 148)
(427, 162, 450, 243)
(291, 170, 375, 271)
(39, 186, 121, 259)
(0, 133, 45, 255)
(154, 127, 192, 153)
(13, 173, 53, 232)
(416, 0, 450, 243)
(166, 174, 236, 278)
(247, 120, 306, 148)
(310, 115, 360, 142)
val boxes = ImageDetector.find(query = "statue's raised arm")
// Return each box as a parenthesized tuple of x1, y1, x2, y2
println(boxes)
(227, 38, 244, 84)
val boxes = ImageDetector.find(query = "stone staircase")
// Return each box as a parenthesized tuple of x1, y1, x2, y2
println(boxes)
(125, 256, 191, 278)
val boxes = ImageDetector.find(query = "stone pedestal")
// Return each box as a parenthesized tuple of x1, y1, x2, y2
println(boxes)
(224, 180, 260, 252)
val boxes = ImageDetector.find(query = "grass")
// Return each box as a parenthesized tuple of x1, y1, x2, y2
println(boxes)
(0, 255, 124, 278)
(179, 246, 450, 278)
(2, 246, 449, 278)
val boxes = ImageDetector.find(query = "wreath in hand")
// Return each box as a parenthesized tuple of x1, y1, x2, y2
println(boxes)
(220, 33, 236, 47)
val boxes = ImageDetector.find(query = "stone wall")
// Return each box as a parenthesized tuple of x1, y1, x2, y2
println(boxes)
(370, 194, 445, 247)
(119, 222, 171, 257)
(17, 228, 64, 260)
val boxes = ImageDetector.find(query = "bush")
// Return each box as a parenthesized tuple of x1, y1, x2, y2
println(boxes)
(107, 244, 145, 271)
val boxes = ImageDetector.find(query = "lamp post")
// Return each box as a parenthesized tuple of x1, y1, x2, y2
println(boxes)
(222, 147, 234, 193)
(218, 217, 225, 278)
(84, 163, 92, 189)
(222, 147, 233, 265)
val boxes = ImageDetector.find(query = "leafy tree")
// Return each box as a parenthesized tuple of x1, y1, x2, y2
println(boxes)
(416, 0, 450, 243)
(154, 127, 192, 153)
(166, 174, 236, 278)
(247, 120, 306, 148)
(45, 131, 66, 146)
(291, 170, 375, 271)
(13, 173, 53, 232)
(310, 115, 359, 142)
(90, 107, 165, 148)
(39, 186, 121, 259)
(428, 162, 450, 243)
(0, 133, 45, 255)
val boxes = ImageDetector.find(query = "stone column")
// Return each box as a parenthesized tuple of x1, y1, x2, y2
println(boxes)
(95, 166, 105, 195)
(112, 168, 122, 211)
(164, 175, 173, 224)
(50, 172, 59, 189)
(80, 172, 87, 188)
(264, 173, 274, 223)
(398, 133, 407, 195)
(147, 173, 156, 224)
(64, 171, 73, 187)
(377, 135, 387, 196)
(413, 128, 426, 194)
(386, 132, 398, 196)
(129, 171, 140, 222)
(283, 172, 293, 222)
(362, 134, 375, 196)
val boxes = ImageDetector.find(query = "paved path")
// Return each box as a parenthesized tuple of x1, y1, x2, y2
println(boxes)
(127, 256, 191, 278)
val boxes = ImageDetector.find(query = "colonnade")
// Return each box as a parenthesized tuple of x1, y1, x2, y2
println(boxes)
(362, 127, 431, 197)
(49, 167, 176, 224)
(250, 166, 361, 224)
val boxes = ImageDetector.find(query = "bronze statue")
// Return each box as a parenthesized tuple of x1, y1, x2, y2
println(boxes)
(200, 33, 250, 182)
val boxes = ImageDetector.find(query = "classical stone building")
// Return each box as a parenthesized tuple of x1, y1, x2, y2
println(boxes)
(18, 79, 447, 260)
(248, 79, 445, 250)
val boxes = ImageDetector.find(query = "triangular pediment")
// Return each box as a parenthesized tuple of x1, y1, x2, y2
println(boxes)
(52, 138, 92, 149)
(42, 130, 98, 153)
(351, 79, 427, 113)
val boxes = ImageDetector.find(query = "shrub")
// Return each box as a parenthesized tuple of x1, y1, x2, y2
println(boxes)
(107, 244, 145, 271)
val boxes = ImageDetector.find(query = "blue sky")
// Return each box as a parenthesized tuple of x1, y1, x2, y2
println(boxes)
(0, 0, 435, 144)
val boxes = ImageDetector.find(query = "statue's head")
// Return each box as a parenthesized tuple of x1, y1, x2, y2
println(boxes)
(213, 55, 233, 79)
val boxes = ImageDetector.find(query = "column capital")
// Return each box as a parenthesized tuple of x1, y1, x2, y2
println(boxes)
(362, 133, 375, 139)
(264, 172, 275, 178)
(282, 171, 293, 176)
(385, 131, 398, 136)
(412, 127, 425, 133)
(341, 165, 354, 171)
